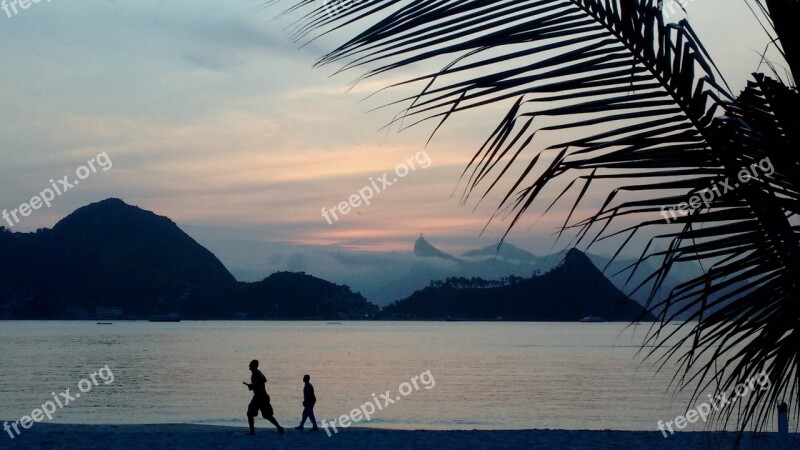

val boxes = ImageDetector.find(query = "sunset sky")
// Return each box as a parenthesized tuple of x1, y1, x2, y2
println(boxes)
(0, 0, 776, 268)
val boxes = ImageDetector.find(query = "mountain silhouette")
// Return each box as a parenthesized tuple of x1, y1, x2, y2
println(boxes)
(461, 243, 541, 264)
(1, 199, 651, 322)
(207, 272, 379, 319)
(384, 248, 655, 321)
(52, 198, 237, 290)
(0, 199, 237, 317)
(413, 235, 459, 260)
(0, 199, 376, 319)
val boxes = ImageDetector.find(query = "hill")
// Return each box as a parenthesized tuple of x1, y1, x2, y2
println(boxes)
(0, 199, 377, 320)
(461, 243, 541, 265)
(239, 272, 379, 319)
(0, 199, 237, 318)
(413, 235, 459, 260)
(383, 249, 655, 321)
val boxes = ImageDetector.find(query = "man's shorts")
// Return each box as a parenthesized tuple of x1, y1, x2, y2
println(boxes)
(247, 395, 274, 418)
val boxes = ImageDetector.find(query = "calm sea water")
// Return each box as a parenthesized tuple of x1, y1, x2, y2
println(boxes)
(0, 321, 732, 431)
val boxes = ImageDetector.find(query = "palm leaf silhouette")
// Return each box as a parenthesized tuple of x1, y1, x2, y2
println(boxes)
(277, 0, 800, 442)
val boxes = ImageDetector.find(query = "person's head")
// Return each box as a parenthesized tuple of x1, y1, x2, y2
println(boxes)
(303, 374, 310, 383)
(249, 360, 259, 371)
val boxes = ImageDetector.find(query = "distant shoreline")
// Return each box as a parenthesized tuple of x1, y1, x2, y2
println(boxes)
(0, 319, 657, 323)
(2, 423, 792, 449)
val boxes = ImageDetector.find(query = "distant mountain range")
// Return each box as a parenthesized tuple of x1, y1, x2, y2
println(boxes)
(409, 235, 704, 319)
(359, 236, 548, 305)
(0, 199, 654, 321)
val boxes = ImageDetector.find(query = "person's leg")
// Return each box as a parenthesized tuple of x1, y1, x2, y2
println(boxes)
(266, 416, 285, 435)
(309, 407, 319, 430)
(296, 407, 309, 430)
(248, 416, 255, 434)
(247, 404, 257, 435)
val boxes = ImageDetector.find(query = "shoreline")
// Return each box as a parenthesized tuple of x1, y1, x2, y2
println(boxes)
(2, 423, 796, 449)
(0, 319, 654, 322)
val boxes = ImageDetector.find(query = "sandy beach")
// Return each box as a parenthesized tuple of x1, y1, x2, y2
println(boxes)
(2, 424, 797, 449)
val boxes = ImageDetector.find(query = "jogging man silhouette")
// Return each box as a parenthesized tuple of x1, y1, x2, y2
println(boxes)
(244, 360, 284, 436)
(294, 374, 319, 431)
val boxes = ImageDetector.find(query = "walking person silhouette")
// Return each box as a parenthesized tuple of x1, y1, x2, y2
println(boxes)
(243, 360, 284, 436)
(294, 374, 319, 432)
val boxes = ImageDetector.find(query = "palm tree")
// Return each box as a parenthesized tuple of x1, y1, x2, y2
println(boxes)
(276, 0, 799, 442)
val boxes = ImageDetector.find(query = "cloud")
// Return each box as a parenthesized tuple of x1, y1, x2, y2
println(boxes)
(0, 0, 774, 269)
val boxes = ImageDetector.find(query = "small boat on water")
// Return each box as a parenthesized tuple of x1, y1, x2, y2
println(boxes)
(149, 315, 181, 323)
(97, 322, 113, 325)
(580, 315, 607, 323)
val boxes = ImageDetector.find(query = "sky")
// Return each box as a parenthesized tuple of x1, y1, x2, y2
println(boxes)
(0, 0, 780, 281)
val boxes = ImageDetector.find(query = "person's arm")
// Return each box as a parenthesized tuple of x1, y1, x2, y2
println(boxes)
(243, 382, 253, 390)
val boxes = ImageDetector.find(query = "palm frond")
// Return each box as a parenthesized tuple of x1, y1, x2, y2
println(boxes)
(279, 0, 800, 442)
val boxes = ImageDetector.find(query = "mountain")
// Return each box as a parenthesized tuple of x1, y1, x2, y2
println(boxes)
(230, 272, 377, 319)
(413, 235, 459, 260)
(356, 236, 540, 304)
(0, 199, 377, 320)
(383, 249, 655, 321)
(461, 243, 542, 265)
(584, 253, 707, 320)
(0, 199, 237, 318)
(53, 199, 238, 291)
